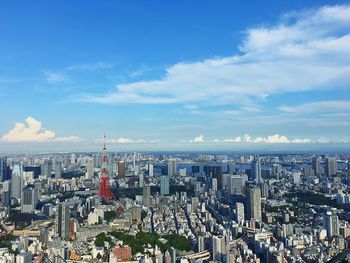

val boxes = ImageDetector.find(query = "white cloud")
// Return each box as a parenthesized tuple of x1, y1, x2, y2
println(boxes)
(66, 62, 114, 71)
(223, 136, 242, 143)
(1, 117, 80, 143)
(76, 5, 350, 106)
(190, 134, 204, 143)
(44, 71, 68, 84)
(223, 134, 311, 144)
(279, 100, 350, 114)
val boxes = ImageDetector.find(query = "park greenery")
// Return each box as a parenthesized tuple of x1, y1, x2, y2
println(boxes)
(94, 231, 192, 255)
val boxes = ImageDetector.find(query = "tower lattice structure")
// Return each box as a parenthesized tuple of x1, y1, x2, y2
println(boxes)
(98, 136, 114, 202)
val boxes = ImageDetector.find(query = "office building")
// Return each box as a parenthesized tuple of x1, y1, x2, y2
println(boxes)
(247, 185, 262, 221)
(143, 185, 151, 207)
(139, 173, 144, 187)
(55, 160, 62, 179)
(21, 185, 38, 213)
(324, 211, 339, 238)
(252, 156, 263, 183)
(167, 160, 176, 177)
(11, 164, 23, 200)
(197, 235, 205, 252)
(0, 157, 7, 182)
(312, 156, 322, 175)
(235, 202, 245, 224)
(326, 157, 337, 176)
(211, 178, 218, 191)
(56, 202, 70, 240)
(212, 235, 226, 262)
(87, 158, 94, 178)
(41, 159, 52, 178)
(148, 163, 153, 177)
(118, 160, 126, 178)
(160, 175, 170, 195)
(229, 175, 243, 195)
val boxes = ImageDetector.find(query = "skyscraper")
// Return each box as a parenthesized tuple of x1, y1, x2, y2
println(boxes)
(252, 156, 262, 183)
(312, 156, 322, 175)
(86, 158, 94, 178)
(42, 159, 52, 178)
(118, 160, 126, 178)
(0, 157, 7, 182)
(167, 160, 176, 177)
(21, 185, 38, 213)
(56, 202, 70, 240)
(229, 175, 243, 195)
(11, 164, 23, 200)
(212, 235, 226, 262)
(324, 211, 339, 238)
(143, 185, 151, 207)
(247, 185, 262, 221)
(326, 157, 337, 176)
(148, 163, 153, 177)
(139, 173, 144, 188)
(235, 202, 245, 224)
(160, 175, 170, 195)
(55, 160, 62, 179)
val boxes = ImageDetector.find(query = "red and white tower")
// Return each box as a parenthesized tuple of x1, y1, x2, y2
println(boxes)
(98, 135, 114, 203)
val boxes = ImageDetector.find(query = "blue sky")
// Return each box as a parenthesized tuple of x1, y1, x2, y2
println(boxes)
(0, 1, 350, 152)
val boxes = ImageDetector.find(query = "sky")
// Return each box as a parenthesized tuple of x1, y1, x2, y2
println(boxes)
(0, 1, 350, 152)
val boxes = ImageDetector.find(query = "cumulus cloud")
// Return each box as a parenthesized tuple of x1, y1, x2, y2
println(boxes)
(190, 134, 204, 143)
(1, 117, 80, 143)
(76, 5, 350, 106)
(222, 134, 311, 144)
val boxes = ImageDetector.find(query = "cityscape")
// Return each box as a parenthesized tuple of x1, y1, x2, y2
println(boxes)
(1, 1, 350, 263)
(0, 148, 350, 262)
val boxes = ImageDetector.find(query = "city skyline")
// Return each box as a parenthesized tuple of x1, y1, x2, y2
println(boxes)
(1, 1, 350, 152)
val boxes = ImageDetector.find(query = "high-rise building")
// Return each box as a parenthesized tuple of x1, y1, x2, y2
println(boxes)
(118, 161, 126, 178)
(211, 178, 218, 191)
(212, 235, 226, 262)
(87, 158, 94, 178)
(55, 160, 62, 179)
(139, 173, 144, 188)
(229, 175, 243, 195)
(235, 202, 245, 224)
(56, 202, 70, 240)
(324, 211, 339, 238)
(160, 176, 170, 195)
(148, 163, 153, 177)
(41, 159, 52, 178)
(0, 157, 7, 182)
(167, 160, 176, 177)
(143, 185, 151, 207)
(16, 252, 32, 263)
(11, 164, 23, 200)
(326, 157, 337, 176)
(252, 156, 262, 183)
(247, 185, 262, 221)
(197, 235, 205, 252)
(21, 185, 38, 213)
(312, 156, 322, 175)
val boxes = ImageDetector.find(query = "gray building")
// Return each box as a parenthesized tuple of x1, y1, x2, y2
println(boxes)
(56, 202, 70, 240)
(21, 185, 38, 213)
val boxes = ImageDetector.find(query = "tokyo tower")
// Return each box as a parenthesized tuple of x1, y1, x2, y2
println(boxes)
(98, 135, 114, 203)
